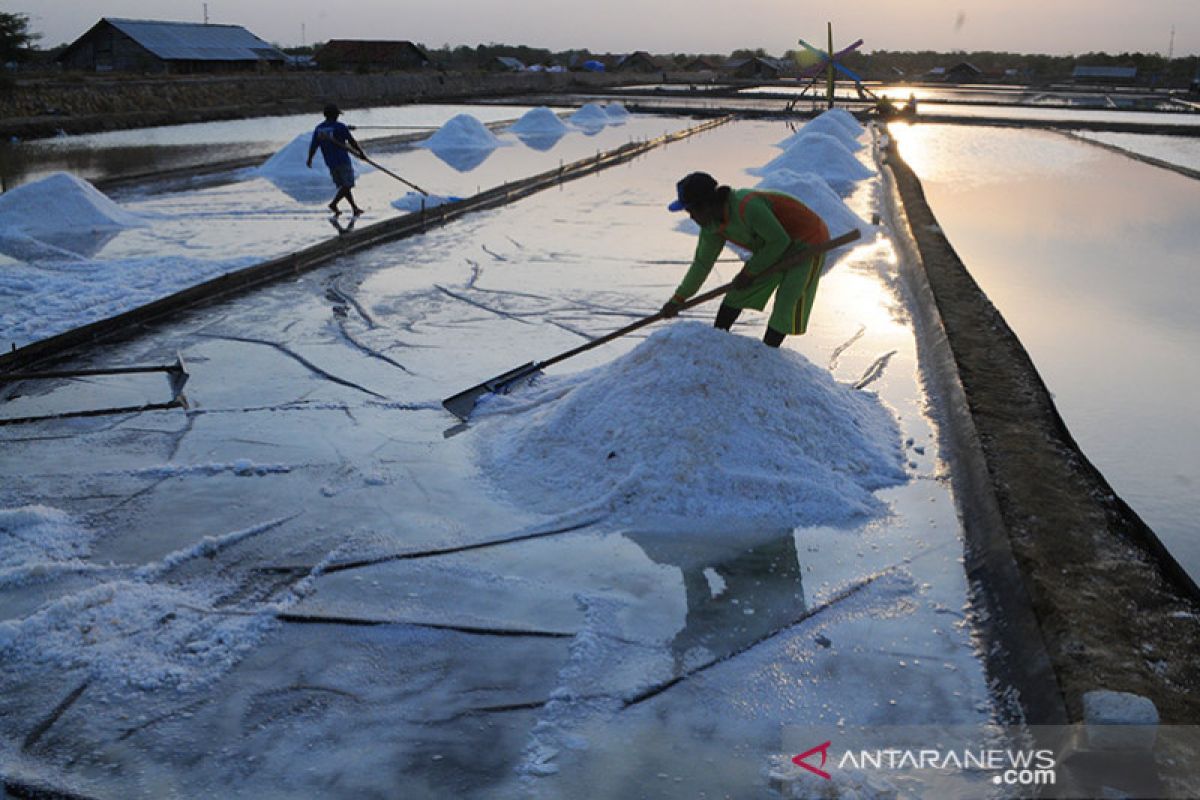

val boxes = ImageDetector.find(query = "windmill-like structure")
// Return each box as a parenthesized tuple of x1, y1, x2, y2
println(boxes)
(790, 23, 875, 109)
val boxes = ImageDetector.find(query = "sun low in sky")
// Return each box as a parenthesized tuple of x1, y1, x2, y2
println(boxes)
(21, 0, 1200, 56)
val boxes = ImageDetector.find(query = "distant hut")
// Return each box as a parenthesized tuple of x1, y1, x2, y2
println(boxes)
(56, 18, 285, 73)
(492, 56, 526, 72)
(314, 40, 431, 71)
(726, 57, 781, 80)
(685, 56, 722, 73)
(1072, 65, 1138, 86)
(613, 51, 661, 73)
(943, 62, 983, 83)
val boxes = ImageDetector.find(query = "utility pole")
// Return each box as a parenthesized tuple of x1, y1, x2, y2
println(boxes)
(203, 3, 209, 25)
(1168, 25, 1175, 60)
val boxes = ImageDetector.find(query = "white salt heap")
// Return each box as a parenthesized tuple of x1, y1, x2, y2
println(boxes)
(422, 113, 504, 150)
(257, 133, 326, 179)
(391, 192, 460, 212)
(603, 102, 630, 122)
(255, 133, 372, 187)
(753, 170, 869, 242)
(0, 172, 148, 236)
(823, 106, 866, 135)
(258, 135, 374, 203)
(750, 132, 874, 194)
(509, 106, 570, 136)
(570, 103, 611, 129)
(777, 112, 864, 152)
(474, 322, 906, 526)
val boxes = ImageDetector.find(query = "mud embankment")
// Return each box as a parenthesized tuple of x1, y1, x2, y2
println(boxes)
(880, 133, 1200, 725)
(0, 71, 625, 140)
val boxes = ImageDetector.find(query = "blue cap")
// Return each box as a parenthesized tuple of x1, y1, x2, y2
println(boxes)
(668, 172, 718, 212)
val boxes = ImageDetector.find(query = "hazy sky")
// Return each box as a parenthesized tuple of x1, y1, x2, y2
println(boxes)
(17, 0, 1200, 57)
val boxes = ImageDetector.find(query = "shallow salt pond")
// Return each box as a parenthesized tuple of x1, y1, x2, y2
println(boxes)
(0, 112, 696, 348)
(0, 117, 1004, 798)
(891, 121, 1200, 585)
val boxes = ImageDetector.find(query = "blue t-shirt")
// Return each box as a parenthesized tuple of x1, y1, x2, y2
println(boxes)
(311, 120, 352, 167)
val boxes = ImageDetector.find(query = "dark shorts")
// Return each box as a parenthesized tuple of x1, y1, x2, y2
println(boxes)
(329, 163, 355, 189)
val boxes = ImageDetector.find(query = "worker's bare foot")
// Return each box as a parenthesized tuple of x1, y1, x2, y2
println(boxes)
(352, 207, 364, 216)
(328, 203, 342, 216)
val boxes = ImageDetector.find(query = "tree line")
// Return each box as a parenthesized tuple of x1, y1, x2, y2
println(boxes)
(4, 10, 1198, 86)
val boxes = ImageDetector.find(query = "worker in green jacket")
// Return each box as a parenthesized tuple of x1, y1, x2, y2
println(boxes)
(661, 172, 830, 347)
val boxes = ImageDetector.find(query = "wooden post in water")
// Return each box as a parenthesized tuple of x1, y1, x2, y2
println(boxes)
(827, 22, 835, 109)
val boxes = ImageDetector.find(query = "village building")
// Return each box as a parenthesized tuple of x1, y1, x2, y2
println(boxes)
(1072, 65, 1138, 85)
(725, 56, 783, 80)
(313, 40, 431, 72)
(942, 62, 983, 83)
(684, 56, 722, 73)
(611, 51, 661, 73)
(491, 56, 526, 72)
(56, 18, 285, 73)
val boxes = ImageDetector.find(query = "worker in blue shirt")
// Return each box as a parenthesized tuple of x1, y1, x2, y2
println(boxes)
(307, 104, 365, 216)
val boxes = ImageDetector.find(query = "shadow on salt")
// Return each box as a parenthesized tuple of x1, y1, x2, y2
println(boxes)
(254, 132, 375, 204)
(748, 131, 874, 197)
(0, 171, 149, 262)
(471, 321, 907, 531)
(569, 102, 613, 136)
(0, 229, 121, 262)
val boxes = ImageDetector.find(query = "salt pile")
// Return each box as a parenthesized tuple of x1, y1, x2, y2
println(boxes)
(391, 191, 461, 212)
(753, 171, 869, 242)
(255, 133, 372, 203)
(0, 172, 148, 236)
(422, 113, 506, 171)
(255, 132, 372, 181)
(777, 113, 864, 152)
(510, 107, 571, 151)
(474, 322, 906, 526)
(509, 107, 570, 136)
(603, 102, 630, 123)
(750, 132, 874, 195)
(570, 103, 611, 129)
(422, 113, 504, 151)
(824, 106, 866, 135)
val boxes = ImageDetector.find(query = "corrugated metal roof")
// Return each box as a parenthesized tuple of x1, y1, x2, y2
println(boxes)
(105, 18, 285, 62)
(1073, 66, 1137, 79)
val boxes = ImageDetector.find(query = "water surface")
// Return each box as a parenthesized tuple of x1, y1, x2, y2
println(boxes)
(892, 122, 1200, 583)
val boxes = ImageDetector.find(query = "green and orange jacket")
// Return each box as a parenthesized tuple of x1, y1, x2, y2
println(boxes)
(671, 189, 829, 307)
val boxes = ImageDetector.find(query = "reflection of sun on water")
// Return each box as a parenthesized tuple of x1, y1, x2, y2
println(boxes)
(821, 239, 909, 337)
(885, 123, 933, 176)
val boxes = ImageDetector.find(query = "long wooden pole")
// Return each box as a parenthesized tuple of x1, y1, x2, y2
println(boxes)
(827, 22, 835, 109)
(536, 229, 860, 373)
(442, 229, 862, 419)
(326, 136, 430, 196)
